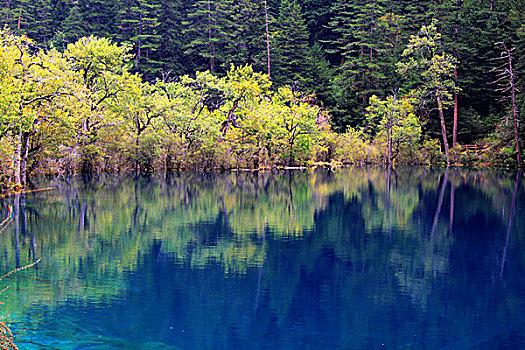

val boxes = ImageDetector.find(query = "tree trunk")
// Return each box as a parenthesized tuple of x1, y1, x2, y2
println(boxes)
(264, 0, 271, 78)
(495, 43, 521, 167)
(135, 121, 141, 174)
(386, 94, 396, 165)
(13, 131, 22, 187)
(452, 0, 459, 149)
(386, 123, 391, 165)
(508, 52, 521, 166)
(384, 164, 392, 237)
(17, 7, 22, 30)
(165, 152, 173, 173)
(452, 68, 458, 149)
(137, 10, 143, 64)
(437, 95, 450, 165)
(20, 131, 31, 188)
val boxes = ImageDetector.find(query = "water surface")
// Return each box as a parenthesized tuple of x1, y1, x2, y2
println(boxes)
(0, 167, 524, 349)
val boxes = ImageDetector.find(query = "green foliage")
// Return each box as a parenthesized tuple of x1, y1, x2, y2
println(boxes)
(366, 94, 422, 164)
(334, 127, 378, 164)
(0, 0, 522, 168)
(62, 36, 137, 172)
(2, 3, 525, 187)
(60, 1, 87, 43)
(397, 19, 459, 164)
(272, 0, 311, 88)
(420, 138, 442, 164)
(157, 64, 324, 169)
(324, 0, 396, 128)
(225, 0, 269, 72)
(154, 0, 192, 75)
(397, 19, 458, 107)
(118, 0, 162, 77)
(0, 29, 80, 186)
(183, 0, 236, 73)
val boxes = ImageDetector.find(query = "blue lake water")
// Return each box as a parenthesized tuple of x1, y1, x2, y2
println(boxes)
(0, 167, 524, 349)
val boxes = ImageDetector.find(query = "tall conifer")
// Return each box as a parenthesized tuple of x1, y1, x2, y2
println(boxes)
(273, 0, 311, 87)
(156, 0, 192, 76)
(119, 0, 162, 78)
(183, 0, 236, 73)
(225, 0, 268, 73)
(62, 0, 87, 42)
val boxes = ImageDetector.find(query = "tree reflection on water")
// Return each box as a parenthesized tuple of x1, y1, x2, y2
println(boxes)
(0, 167, 523, 349)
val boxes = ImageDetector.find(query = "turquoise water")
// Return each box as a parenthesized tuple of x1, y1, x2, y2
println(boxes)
(0, 167, 524, 349)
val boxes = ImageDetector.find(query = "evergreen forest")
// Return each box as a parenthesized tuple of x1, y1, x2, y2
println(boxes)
(0, 0, 524, 188)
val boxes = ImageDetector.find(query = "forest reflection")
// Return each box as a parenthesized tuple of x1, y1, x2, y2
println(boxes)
(0, 167, 523, 348)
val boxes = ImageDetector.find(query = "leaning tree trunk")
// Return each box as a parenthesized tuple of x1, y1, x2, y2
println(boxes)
(437, 94, 450, 165)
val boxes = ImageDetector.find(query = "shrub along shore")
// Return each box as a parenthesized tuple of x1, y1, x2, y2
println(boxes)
(0, 29, 522, 191)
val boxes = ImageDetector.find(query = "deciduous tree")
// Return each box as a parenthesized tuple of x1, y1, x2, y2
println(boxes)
(366, 93, 421, 165)
(397, 20, 458, 165)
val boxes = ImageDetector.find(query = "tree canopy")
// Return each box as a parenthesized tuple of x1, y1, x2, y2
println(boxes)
(0, 0, 524, 187)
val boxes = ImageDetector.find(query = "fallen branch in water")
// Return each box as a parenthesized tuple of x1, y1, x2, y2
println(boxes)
(0, 259, 42, 282)
(0, 188, 54, 198)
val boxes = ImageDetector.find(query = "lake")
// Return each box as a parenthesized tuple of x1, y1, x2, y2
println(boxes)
(0, 167, 524, 349)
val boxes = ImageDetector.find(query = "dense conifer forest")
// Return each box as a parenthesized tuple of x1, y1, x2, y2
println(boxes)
(0, 0, 524, 188)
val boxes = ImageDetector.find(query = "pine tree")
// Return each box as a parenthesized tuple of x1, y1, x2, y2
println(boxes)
(399, 0, 432, 34)
(1, 0, 67, 44)
(502, 0, 525, 119)
(224, 0, 268, 73)
(272, 0, 311, 88)
(456, 0, 507, 141)
(155, 0, 192, 76)
(61, 0, 88, 43)
(119, 0, 163, 78)
(491, 42, 522, 166)
(301, 0, 333, 43)
(0, 0, 12, 27)
(78, 0, 120, 38)
(183, 0, 236, 73)
(323, 0, 352, 65)
(325, 0, 391, 128)
(305, 43, 333, 104)
(49, 0, 68, 29)
(0, 0, 20, 30)
(7, 0, 38, 35)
